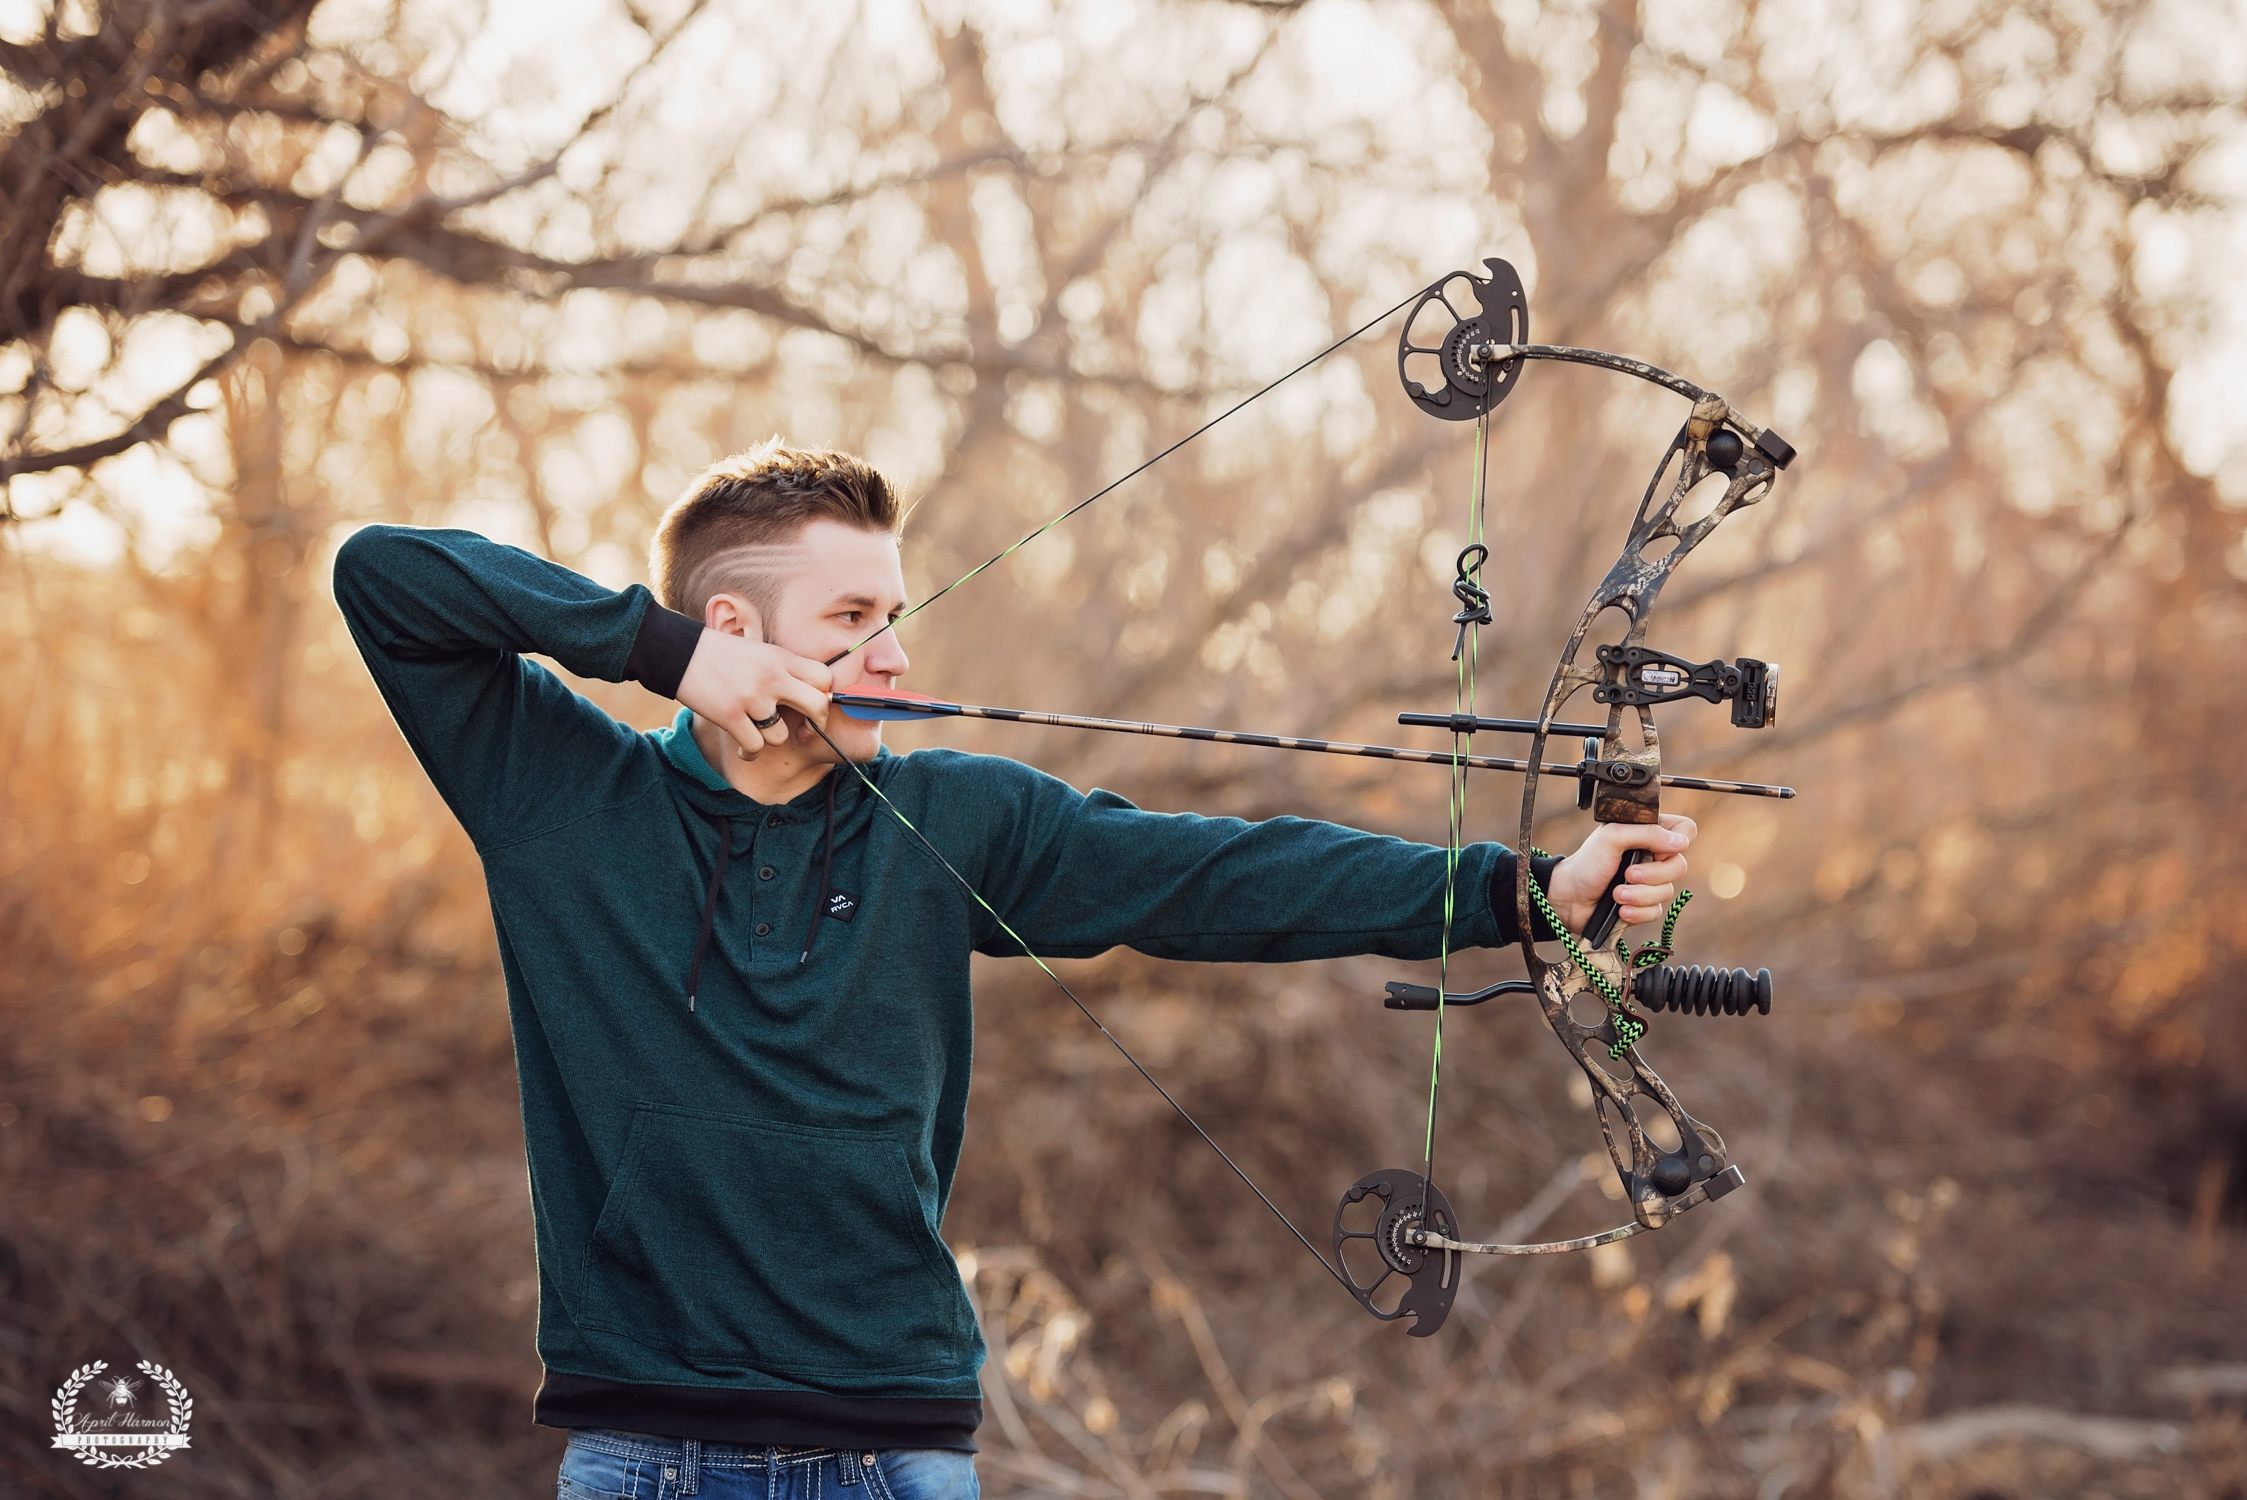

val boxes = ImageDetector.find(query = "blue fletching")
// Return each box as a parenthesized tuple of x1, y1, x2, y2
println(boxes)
(833, 690, 959, 721)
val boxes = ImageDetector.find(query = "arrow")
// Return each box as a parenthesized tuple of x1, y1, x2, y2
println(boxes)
(831, 688, 1794, 798)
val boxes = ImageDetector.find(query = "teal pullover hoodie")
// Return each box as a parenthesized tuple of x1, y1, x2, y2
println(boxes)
(334, 524, 1552, 1451)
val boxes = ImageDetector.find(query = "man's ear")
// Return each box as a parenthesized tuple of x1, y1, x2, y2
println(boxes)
(703, 592, 765, 641)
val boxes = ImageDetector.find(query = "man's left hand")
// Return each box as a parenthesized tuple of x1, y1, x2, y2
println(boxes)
(1545, 815, 1697, 936)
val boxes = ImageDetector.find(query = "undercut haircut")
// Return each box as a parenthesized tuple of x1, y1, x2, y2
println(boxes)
(650, 440, 903, 631)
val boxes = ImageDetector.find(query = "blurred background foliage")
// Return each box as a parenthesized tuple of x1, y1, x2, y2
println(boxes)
(3, 0, 2246, 1494)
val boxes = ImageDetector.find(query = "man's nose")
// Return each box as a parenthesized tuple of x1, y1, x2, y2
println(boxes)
(865, 627, 909, 678)
(862, 619, 907, 669)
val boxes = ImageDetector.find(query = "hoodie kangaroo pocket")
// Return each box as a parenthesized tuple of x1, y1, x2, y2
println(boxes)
(578, 1104, 975, 1378)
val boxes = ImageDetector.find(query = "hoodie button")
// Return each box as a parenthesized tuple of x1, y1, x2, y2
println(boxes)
(754, 922, 772, 936)
(758, 866, 775, 880)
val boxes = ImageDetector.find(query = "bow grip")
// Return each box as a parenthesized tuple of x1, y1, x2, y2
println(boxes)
(1582, 848, 1649, 949)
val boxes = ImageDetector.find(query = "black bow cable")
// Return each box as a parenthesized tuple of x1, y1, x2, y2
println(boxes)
(835, 286, 1427, 663)
(799, 716, 1359, 1298)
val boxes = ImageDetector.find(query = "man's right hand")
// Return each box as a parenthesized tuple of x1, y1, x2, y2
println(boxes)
(675, 629, 834, 758)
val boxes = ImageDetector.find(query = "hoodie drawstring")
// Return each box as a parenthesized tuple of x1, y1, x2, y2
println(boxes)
(798, 774, 838, 964)
(687, 779, 842, 1009)
(685, 812, 732, 1013)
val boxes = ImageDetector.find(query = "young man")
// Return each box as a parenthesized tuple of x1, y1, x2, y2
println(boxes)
(334, 441, 1692, 1499)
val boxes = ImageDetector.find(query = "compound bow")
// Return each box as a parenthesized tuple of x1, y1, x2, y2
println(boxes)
(815, 255, 1799, 1339)
(1332, 258, 1795, 1334)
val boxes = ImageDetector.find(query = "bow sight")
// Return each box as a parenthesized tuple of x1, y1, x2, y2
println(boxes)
(1334, 257, 1801, 1337)
(1596, 645, 1780, 729)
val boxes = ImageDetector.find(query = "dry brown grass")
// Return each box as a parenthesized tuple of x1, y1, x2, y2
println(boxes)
(3, 538, 2244, 1496)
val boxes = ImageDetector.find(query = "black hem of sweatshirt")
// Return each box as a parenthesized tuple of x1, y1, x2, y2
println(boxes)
(625, 603, 705, 700)
(533, 1370, 980, 1453)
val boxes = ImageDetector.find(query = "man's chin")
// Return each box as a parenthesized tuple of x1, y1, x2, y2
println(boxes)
(822, 726, 883, 764)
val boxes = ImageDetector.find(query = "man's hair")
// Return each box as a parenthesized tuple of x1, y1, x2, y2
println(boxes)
(650, 439, 902, 625)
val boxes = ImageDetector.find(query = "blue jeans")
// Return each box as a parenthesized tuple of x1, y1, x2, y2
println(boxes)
(557, 1428, 979, 1500)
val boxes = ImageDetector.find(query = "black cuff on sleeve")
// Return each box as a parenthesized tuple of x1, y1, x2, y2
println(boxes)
(625, 602, 704, 700)
(1489, 851, 1566, 945)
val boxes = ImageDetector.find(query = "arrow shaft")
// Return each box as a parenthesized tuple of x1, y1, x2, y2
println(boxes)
(837, 695, 1794, 798)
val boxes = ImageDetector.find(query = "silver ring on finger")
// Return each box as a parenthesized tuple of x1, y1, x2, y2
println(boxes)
(752, 710, 784, 729)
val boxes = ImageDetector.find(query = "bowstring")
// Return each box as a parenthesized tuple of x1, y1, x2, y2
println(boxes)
(1421, 411, 1493, 1223)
